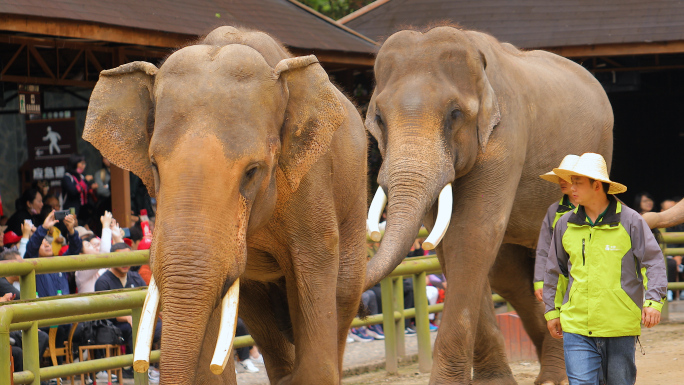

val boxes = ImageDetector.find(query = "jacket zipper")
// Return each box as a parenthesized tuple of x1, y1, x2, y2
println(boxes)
(582, 239, 586, 266)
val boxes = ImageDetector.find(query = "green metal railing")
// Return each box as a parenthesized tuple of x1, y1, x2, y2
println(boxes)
(2, 231, 681, 383)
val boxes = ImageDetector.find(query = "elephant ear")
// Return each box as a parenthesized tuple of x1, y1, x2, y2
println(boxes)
(364, 93, 385, 156)
(275, 55, 345, 191)
(83, 62, 158, 197)
(476, 52, 500, 152)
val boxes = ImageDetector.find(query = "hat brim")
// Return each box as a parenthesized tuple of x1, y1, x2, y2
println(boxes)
(553, 169, 627, 194)
(539, 172, 561, 184)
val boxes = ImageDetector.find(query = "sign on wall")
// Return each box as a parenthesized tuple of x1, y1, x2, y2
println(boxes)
(18, 84, 41, 115)
(25, 118, 77, 189)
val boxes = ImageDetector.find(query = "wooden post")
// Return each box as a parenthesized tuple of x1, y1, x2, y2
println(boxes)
(110, 165, 131, 228)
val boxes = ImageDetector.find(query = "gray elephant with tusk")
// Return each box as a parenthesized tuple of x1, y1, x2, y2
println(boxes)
(83, 26, 368, 385)
(364, 26, 614, 384)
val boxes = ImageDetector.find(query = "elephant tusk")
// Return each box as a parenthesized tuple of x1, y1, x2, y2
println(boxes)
(133, 277, 160, 373)
(422, 183, 453, 250)
(367, 187, 388, 242)
(210, 278, 240, 375)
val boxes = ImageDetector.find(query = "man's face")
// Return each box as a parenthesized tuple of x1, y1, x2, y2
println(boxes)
(570, 176, 601, 206)
(112, 247, 132, 276)
(38, 239, 53, 257)
(112, 266, 130, 276)
(559, 179, 572, 195)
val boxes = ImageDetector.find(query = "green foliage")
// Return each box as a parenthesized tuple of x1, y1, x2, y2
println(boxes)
(297, 0, 375, 20)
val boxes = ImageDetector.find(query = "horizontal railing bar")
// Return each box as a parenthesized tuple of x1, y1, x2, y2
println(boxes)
(661, 232, 684, 244)
(1, 288, 145, 323)
(389, 258, 441, 277)
(667, 282, 684, 290)
(10, 310, 132, 331)
(664, 248, 684, 256)
(0, 250, 150, 277)
(15, 350, 161, 382)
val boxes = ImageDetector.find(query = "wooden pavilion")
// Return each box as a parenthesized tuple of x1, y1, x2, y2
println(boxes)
(0, 0, 378, 225)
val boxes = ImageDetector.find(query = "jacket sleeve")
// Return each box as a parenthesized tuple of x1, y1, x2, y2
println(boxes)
(631, 214, 667, 311)
(543, 218, 570, 321)
(61, 174, 79, 197)
(25, 226, 48, 259)
(65, 229, 82, 256)
(534, 203, 557, 289)
(100, 228, 112, 253)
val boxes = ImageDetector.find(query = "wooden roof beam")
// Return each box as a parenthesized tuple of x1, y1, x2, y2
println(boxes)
(542, 41, 684, 58)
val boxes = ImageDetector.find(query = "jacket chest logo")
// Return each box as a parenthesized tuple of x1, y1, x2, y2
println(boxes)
(605, 245, 621, 251)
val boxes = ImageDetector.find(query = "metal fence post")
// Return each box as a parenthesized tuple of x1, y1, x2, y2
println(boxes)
(19, 270, 40, 385)
(0, 307, 14, 385)
(380, 277, 398, 374)
(393, 277, 405, 358)
(412, 271, 432, 372)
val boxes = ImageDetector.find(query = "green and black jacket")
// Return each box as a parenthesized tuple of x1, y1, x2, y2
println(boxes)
(534, 195, 575, 290)
(543, 197, 667, 337)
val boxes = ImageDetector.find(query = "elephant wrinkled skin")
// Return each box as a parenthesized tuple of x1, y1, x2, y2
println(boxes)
(365, 26, 613, 384)
(83, 26, 367, 385)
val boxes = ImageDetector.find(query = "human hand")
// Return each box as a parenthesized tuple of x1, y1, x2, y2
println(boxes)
(22, 220, 35, 238)
(642, 306, 661, 328)
(125, 315, 133, 325)
(534, 288, 543, 302)
(0, 293, 16, 302)
(101, 211, 113, 229)
(547, 318, 563, 339)
(85, 175, 94, 182)
(111, 221, 123, 243)
(42, 211, 58, 230)
(64, 214, 76, 235)
(91, 183, 99, 189)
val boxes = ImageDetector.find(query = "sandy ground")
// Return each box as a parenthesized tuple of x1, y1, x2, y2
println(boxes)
(78, 312, 684, 384)
(342, 315, 684, 385)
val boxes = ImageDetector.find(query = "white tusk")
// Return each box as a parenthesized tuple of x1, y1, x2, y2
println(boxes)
(367, 187, 388, 242)
(210, 278, 241, 375)
(422, 184, 453, 250)
(134, 277, 160, 373)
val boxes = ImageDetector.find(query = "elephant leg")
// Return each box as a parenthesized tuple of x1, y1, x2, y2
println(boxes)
(239, 279, 295, 385)
(472, 279, 516, 385)
(277, 226, 342, 385)
(429, 243, 507, 384)
(334, 203, 367, 377)
(489, 243, 567, 385)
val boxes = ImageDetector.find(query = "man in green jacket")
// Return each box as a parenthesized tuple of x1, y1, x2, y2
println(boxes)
(543, 153, 666, 385)
(534, 154, 580, 302)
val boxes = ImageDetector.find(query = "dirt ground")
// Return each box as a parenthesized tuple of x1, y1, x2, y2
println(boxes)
(342, 318, 684, 385)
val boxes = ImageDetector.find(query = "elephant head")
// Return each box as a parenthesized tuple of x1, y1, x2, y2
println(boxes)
(83, 28, 345, 383)
(365, 26, 500, 287)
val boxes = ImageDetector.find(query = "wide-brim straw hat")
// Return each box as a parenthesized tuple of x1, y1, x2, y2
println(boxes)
(553, 153, 627, 194)
(540, 155, 580, 184)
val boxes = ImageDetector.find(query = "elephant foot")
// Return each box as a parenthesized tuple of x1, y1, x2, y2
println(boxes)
(535, 370, 568, 385)
(472, 376, 517, 385)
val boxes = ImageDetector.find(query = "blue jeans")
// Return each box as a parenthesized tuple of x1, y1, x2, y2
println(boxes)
(563, 332, 636, 385)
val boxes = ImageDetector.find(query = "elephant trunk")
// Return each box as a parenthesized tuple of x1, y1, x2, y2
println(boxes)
(365, 122, 455, 289)
(152, 198, 248, 384)
(366, 168, 442, 289)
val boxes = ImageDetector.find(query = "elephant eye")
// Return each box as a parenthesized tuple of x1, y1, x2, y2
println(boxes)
(375, 112, 385, 129)
(245, 165, 258, 180)
(450, 109, 461, 121)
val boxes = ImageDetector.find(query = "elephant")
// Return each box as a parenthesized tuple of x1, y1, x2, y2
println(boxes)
(82, 26, 368, 385)
(364, 26, 613, 384)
